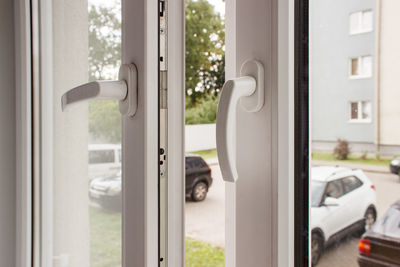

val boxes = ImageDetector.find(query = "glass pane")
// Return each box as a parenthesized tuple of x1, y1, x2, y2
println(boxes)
(362, 11, 373, 31)
(350, 102, 358, 120)
(351, 58, 359, 76)
(361, 101, 371, 120)
(311, 180, 326, 207)
(362, 56, 372, 77)
(185, 0, 225, 266)
(326, 180, 344, 198)
(342, 176, 362, 193)
(311, 1, 400, 266)
(372, 205, 400, 238)
(45, 0, 122, 266)
(349, 12, 360, 34)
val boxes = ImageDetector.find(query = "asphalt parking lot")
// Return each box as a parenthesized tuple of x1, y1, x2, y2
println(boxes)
(185, 164, 225, 247)
(319, 170, 400, 267)
(185, 162, 400, 266)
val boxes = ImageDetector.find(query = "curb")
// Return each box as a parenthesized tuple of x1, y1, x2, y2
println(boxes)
(204, 158, 391, 174)
(205, 158, 219, 166)
(312, 160, 390, 174)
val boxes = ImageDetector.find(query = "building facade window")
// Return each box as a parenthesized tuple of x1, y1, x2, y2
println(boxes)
(350, 101, 372, 122)
(349, 55, 372, 78)
(349, 10, 373, 35)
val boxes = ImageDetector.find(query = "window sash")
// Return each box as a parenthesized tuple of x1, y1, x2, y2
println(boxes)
(349, 101, 371, 122)
(349, 56, 372, 78)
(349, 10, 373, 35)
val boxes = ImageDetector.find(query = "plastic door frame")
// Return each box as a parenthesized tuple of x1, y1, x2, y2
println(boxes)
(224, 0, 294, 266)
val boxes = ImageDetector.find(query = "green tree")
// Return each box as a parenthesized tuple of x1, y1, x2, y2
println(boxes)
(185, 0, 225, 106)
(88, 5, 121, 81)
(88, 4, 122, 143)
(185, 94, 219, 125)
(88, 1, 225, 143)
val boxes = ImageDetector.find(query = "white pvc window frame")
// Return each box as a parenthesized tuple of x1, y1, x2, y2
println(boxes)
(14, 0, 295, 266)
(166, 0, 185, 265)
(14, 0, 33, 266)
(25, 0, 174, 266)
(349, 100, 372, 123)
(349, 10, 373, 35)
(349, 55, 373, 79)
(224, 0, 294, 266)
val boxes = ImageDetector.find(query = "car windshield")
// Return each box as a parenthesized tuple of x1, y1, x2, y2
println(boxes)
(372, 206, 400, 238)
(311, 181, 326, 207)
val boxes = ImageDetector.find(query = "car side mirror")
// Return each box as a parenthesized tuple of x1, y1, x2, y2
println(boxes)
(323, 197, 339, 207)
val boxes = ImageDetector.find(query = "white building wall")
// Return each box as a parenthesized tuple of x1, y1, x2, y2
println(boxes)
(185, 124, 216, 152)
(377, 0, 400, 147)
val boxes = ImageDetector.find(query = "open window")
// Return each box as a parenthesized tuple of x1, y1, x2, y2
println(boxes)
(23, 0, 400, 266)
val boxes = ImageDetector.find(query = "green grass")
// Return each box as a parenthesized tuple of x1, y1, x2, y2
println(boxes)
(191, 149, 393, 166)
(90, 207, 122, 267)
(191, 149, 217, 159)
(312, 152, 393, 166)
(89, 207, 225, 267)
(185, 238, 225, 267)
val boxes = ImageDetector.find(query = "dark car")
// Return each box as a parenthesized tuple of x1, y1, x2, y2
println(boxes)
(389, 157, 400, 177)
(185, 154, 213, 202)
(358, 200, 400, 267)
(89, 154, 213, 209)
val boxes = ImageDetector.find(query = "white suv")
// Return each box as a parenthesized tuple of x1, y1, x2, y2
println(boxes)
(311, 166, 377, 266)
(88, 144, 121, 181)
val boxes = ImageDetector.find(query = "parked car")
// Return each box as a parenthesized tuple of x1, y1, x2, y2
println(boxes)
(390, 157, 400, 177)
(358, 200, 400, 267)
(89, 171, 122, 210)
(185, 154, 213, 202)
(89, 154, 213, 209)
(88, 144, 121, 181)
(311, 166, 377, 266)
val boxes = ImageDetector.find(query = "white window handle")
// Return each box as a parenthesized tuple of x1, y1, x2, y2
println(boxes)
(61, 63, 138, 116)
(216, 60, 264, 182)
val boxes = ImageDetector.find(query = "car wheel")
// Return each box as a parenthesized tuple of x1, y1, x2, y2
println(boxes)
(191, 182, 208, 202)
(363, 207, 377, 231)
(311, 233, 323, 266)
(354, 207, 377, 237)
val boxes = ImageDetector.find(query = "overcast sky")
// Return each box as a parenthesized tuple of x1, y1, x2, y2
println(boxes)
(208, 0, 225, 15)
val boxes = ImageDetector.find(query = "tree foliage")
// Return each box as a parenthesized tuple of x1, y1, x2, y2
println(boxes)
(185, 94, 219, 124)
(88, 1, 225, 143)
(89, 4, 121, 81)
(185, 0, 225, 106)
(88, 4, 122, 143)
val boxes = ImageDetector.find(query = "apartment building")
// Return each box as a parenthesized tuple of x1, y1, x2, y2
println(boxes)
(312, 0, 400, 156)
(375, 0, 400, 155)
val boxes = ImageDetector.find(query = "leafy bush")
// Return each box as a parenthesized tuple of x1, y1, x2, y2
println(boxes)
(359, 151, 367, 160)
(333, 139, 350, 160)
(186, 95, 218, 125)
